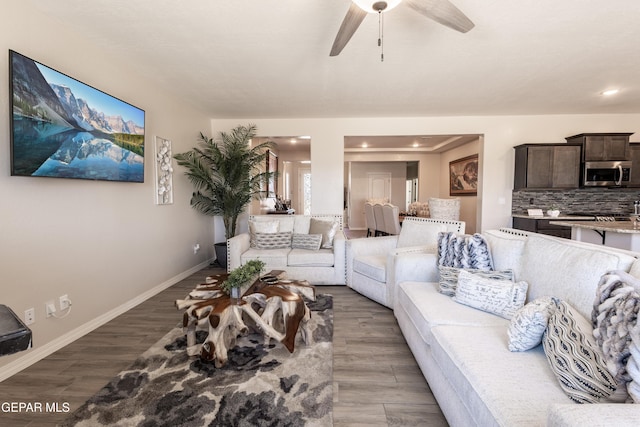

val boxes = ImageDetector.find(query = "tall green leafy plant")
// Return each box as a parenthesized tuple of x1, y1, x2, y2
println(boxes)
(174, 124, 274, 240)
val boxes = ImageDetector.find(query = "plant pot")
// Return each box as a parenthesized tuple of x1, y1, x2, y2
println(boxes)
(214, 242, 228, 269)
(547, 210, 560, 217)
(230, 286, 241, 299)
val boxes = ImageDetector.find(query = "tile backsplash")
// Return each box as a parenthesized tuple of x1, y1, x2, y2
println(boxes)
(512, 188, 640, 215)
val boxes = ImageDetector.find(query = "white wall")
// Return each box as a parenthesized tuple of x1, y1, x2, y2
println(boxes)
(440, 139, 480, 234)
(0, 3, 214, 378)
(212, 116, 640, 232)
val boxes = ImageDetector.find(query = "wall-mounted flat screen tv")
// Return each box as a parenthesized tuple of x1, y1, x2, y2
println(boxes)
(9, 50, 145, 182)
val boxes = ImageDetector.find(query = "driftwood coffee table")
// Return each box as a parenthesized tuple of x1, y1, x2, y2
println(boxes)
(175, 270, 316, 367)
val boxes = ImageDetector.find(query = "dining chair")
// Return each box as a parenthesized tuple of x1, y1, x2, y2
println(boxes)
(428, 197, 460, 220)
(364, 202, 377, 237)
(382, 204, 401, 235)
(373, 203, 385, 236)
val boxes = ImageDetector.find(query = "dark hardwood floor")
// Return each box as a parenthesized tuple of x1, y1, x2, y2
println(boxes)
(0, 266, 447, 427)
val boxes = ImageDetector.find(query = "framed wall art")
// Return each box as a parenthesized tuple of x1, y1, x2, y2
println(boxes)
(9, 50, 145, 183)
(154, 136, 173, 204)
(266, 149, 278, 196)
(449, 154, 478, 196)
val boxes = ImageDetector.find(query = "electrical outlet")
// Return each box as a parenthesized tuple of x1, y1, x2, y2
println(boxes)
(46, 301, 57, 318)
(59, 294, 70, 311)
(24, 308, 35, 325)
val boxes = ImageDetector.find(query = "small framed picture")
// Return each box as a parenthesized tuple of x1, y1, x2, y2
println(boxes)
(449, 154, 478, 196)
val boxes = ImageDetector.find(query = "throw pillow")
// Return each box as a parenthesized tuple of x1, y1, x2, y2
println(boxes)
(592, 270, 640, 400)
(254, 232, 292, 250)
(507, 296, 558, 352)
(291, 233, 322, 251)
(453, 270, 528, 319)
(309, 219, 339, 249)
(438, 266, 514, 297)
(396, 221, 446, 250)
(437, 232, 494, 270)
(249, 220, 279, 248)
(628, 321, 640, 403)
(543, 300, 622, 403)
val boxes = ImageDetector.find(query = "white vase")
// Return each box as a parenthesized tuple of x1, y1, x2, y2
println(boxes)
(547, 210, 560, 217)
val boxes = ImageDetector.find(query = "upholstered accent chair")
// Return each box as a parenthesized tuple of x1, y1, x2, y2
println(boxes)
(346, 217, 465, 308)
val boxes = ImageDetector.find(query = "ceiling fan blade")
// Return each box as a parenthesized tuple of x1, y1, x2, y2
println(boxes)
(405, 0, 475, 33)
(330, 3, 368, 56)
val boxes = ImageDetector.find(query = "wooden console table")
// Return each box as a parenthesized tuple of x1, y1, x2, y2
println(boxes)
(175, 271, 315, 367)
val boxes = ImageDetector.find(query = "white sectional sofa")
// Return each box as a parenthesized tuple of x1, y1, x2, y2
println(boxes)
(392, 229, 640, 426)
(227, 214, 346, 285)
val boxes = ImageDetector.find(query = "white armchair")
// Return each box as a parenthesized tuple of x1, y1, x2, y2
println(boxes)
(346, 217, 465, 308)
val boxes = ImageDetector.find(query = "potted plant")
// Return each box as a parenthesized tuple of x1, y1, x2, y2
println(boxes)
(221, 259, 265, 298)
(547, 205, 560, 217)
(174, 124, 275, 268)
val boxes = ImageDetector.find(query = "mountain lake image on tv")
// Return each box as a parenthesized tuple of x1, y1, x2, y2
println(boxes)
(9, 50, 145, 182)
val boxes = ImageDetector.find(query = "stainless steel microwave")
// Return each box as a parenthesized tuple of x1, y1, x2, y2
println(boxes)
(583, 161, 632, 187)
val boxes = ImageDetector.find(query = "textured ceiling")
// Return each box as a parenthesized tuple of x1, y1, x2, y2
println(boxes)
(25, 0, 640, 119)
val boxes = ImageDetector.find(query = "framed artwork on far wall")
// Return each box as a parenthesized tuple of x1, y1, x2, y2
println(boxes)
(266, 149, 278, 196)
(449, 154, 478, 196)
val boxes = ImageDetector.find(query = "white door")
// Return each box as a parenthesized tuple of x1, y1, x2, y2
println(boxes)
(368, 173, 391, 202)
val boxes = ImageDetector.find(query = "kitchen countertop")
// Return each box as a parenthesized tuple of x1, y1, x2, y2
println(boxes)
(512, 214, 595, 220)
(549, 220, 640, 234)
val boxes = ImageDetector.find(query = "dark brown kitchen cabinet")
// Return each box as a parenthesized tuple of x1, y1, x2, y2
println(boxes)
(629, 143, 640, 187)
(514, 144, 581, 190)
(512, 217, 571, 239)
(565, 133, 633, 161)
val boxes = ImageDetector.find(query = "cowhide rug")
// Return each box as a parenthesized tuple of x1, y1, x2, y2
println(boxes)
(60, 295, 333, 427)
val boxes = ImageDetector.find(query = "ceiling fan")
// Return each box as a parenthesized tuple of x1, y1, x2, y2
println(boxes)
(329, 0, 474, 57)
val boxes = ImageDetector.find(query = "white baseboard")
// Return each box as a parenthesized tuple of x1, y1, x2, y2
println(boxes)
(0, 259, 213, 382)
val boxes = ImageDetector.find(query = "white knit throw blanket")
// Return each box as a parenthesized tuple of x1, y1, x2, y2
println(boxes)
(592, 270, 640, 403)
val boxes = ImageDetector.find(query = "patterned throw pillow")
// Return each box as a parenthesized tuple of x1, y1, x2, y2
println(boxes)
(592, 271, 640, 402)
(543, 300, 622, 403)
(309, 219, 339, 249)
(249, 220, 279, 248)
(437, 232, 493, 270)
(453, 270, 528, 319)
(438, 266, 514, 297)
(508, 296, 558, 352)
(254, 232, 292, 249)
(291, 233, 323, 251)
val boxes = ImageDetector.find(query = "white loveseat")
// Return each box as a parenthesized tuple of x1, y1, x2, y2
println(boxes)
(393, 229, 640, 426)
(227, 214, 346, 285)
(346, 217, 465, 308)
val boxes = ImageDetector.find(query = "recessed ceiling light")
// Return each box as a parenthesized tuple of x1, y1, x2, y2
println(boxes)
(601, 89, 620, 96)
(361, 142, 368, 148)
(412, 142, 420, 148)
(290, 139, 297, 144)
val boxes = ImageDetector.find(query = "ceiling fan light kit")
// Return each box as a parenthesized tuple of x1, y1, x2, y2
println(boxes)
(353, 0, 402, 13)
(330, 0, 474, 58)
